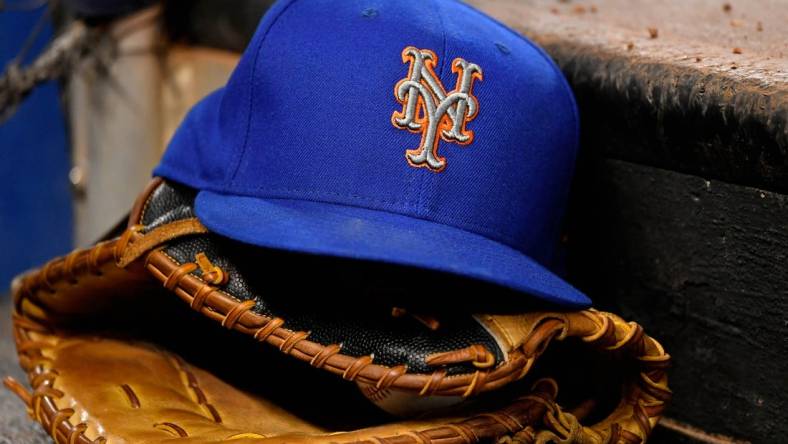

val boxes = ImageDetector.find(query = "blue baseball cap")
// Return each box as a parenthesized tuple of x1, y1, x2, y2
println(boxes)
(154, 0, 590, 307)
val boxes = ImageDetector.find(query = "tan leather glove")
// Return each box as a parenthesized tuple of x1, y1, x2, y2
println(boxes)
(5, 179, 671, 444)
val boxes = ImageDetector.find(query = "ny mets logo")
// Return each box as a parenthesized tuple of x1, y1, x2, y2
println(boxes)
(392, 47, 483, 172)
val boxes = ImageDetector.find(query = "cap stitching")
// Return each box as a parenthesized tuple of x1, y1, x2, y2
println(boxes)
(222, 187, 525, 250)
(433, 0, 449, 81)
(414, 0, 451, 217)
(253, 187, 416, 208)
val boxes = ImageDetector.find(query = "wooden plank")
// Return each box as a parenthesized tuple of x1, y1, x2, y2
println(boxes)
(564, 159, 788, 443)
(69, 11, 237, 246)
(69, 7, 165, 246)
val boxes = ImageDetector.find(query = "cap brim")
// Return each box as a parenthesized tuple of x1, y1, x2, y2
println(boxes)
(194, 191, 591, 308)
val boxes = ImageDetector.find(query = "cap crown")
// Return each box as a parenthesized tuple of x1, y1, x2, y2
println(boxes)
(158, 0, 579, 266)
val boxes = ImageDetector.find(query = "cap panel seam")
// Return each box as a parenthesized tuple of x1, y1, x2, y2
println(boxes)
(412, 0, 449, 218)
(431, 0, 450, 216)
(227, 0, 305, 188)
(433, 0, 449, 87)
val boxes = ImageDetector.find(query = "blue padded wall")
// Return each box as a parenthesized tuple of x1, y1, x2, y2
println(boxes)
(0, 6, 73, 289)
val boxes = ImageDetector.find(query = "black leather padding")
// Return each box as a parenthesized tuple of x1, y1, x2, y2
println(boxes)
(139, 180, 505, 375)
(140, 181, 197, 228)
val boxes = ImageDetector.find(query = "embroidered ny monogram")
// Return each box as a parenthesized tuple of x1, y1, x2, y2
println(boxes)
(392, 47, 483, 172)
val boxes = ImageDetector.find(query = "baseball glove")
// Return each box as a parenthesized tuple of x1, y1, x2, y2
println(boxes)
(5, 178, 671, 444)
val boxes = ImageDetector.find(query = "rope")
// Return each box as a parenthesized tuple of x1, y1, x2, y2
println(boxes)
(0, 20, 94, 122)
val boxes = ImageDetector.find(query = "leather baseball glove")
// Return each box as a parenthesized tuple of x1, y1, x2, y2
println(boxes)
(5, 179, 671, 444)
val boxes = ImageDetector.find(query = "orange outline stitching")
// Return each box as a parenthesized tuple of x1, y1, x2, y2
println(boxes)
(392, 47, 483, 173)
(442, 57, 484, 146)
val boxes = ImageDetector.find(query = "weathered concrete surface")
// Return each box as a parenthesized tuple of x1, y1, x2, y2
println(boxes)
(471, 0, 787, 72)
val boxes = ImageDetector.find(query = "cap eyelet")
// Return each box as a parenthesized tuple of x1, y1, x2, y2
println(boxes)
(495, 42, 511, 55)
(361, 8, 378, 19)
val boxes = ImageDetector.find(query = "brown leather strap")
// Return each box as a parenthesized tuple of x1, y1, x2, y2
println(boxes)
(115, 218, 209, 268)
